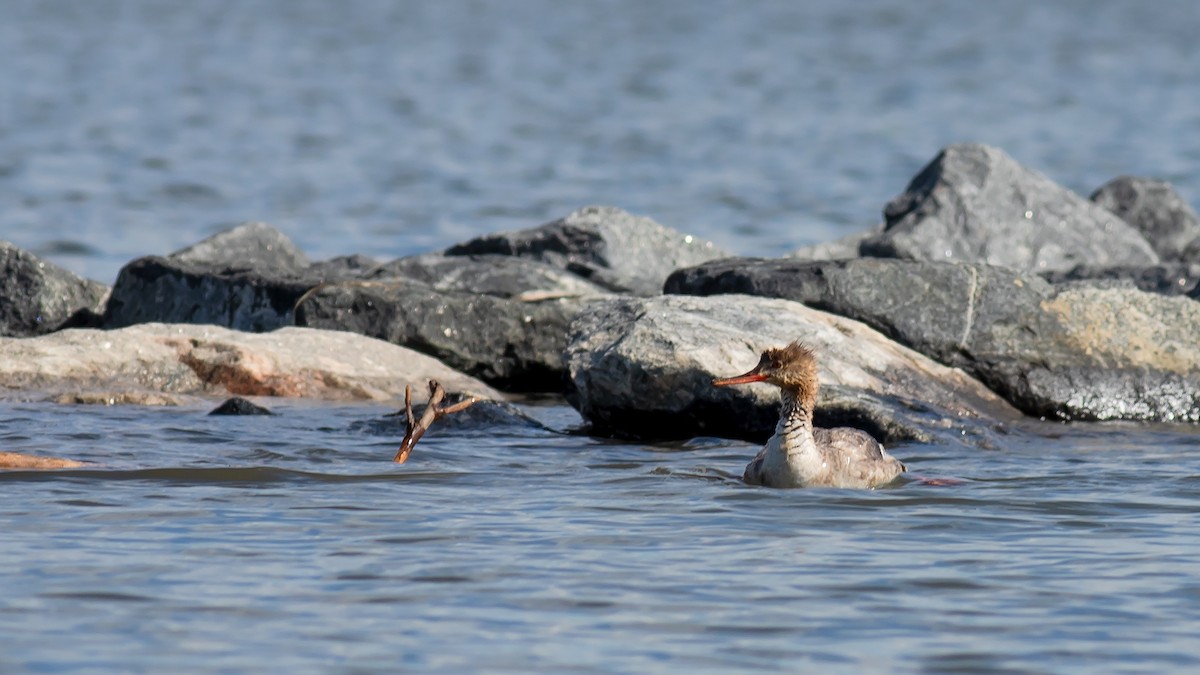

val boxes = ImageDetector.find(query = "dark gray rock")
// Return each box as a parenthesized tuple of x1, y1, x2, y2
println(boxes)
(1042, 264, 1200, 297)
(209, 397, 275, 415)
(666, 257, 1200, 422)
(565, 294, 1021, 445)
(1090, 176, 1200, 261)
(172, 221, 310, 272)
(294, 278, 586, 391)
(444, 205, 731, 295)
(368, 253, 611, 299)
(861, 143, 1160, 272)
(103, 223, 366, 332)
(1, 241, 109, 337)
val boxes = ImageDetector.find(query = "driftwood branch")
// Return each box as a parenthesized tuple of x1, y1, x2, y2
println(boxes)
(393, 380, 480, 463)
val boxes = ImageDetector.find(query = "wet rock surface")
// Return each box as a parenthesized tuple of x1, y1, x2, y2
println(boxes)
(565, 294, 1020, 445)
(0, 323, 499, 404)
(1089, 176, 1200, 262)
(666, 257, 1200, 422)
(103, 222, 369, 332)
(209, 397, 276, 416)
(295, 279, 585, 391)
(1, 242, 109, 337)
(444, 205, 731, 295)
(860, 143, 1160, 272)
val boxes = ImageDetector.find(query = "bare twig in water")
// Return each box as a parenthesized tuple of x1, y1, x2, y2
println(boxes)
(0, 452, 86, 470)
(393, 380, 480, 463)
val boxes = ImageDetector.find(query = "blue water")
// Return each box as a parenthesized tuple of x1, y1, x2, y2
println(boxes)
(3, 0, 1199, 283)
(3, 0, 1200, 671)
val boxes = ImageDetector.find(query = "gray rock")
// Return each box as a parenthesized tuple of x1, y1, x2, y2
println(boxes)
(1, 241, 109, 337)
(1090, 176, 1200, 261)
(665, 257, 1200, 422)
(1042, 264, 1200, 297)
(209, 397, 275, 415)
(788, 225, 881, 261)
(861, 143, 1160, 272)
(368, 253, 611, 300)
(444, 205, 731, 295)
(0, 323, 500, 405)
(103, 223, 365, 331)
(294, 278, 586, 391)
(564, 294, 1020, 445)
(171, 221, 310, 272)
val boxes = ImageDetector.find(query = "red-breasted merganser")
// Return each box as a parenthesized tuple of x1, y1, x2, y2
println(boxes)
(713, 341, 906, 489)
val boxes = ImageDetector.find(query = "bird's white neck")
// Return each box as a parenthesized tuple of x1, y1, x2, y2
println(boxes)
(775, 388, 817, 458)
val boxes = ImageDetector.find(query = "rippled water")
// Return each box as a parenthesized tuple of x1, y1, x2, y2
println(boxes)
(3, 401, 1200, 671)
(3, 0, 1200, 283)
(5, 0, 1200, 670)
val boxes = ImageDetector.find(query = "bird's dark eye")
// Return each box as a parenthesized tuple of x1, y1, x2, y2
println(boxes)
(771, 360, 781, 370)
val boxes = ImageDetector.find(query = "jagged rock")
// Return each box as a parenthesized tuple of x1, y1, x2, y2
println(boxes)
(103, 222, 366, 331)
(295, 279, 584, 391)
(368, 253, 611, 299)
(209, 397, 275, 415)
(665, 257, 1200, 422)
(1042, 263, 1200, 297)
(861, 144, 1159, 272)
(443, 205, 731, 295)
(1090, 176, 1200, 261)
(1, 241, 109, 337)
(564, 294, 1020, 445)
(0, 323, 499, 404)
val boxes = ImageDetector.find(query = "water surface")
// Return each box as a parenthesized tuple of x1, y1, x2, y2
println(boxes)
(3, 401, 1200, 671)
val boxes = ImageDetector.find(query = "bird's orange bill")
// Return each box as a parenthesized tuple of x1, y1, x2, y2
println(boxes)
(712, 370, 769, 387)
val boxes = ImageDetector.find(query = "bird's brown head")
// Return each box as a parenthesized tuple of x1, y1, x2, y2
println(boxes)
(712, 341, 820, 401)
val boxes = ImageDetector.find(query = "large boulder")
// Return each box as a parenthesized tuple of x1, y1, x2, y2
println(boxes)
(0, 323, 499, 404)
(294, 279, 585, 391)
(665, 257, 1200, 422)
(367, 253, 611, 300)
(1, 242, 109, 337)
(1090, 176, 1200, 262)
(860, 144, 1159, 272)
(564, 294, 1020, 445)
(443, 205, 731, 295)
(103, 222, 368, 331)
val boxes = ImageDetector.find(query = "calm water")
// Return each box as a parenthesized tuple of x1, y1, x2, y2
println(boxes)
(4, 0, 1200, 671)
(2, 401, 1200, 672)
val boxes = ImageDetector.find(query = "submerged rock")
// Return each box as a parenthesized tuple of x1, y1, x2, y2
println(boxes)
(666, 257, 1200, 422)
(1, 242, 109, 337)
(0, 452, 86, 470)
(861, 144, 1159, 272)
(0, 323, 499, 404)
(564, 294, 1020, 445)
(103, 222, 367, 332)
(1089, 176, 1200, 262)
(209, 397, 275, 416)
(444, 205, 730, 295)
(295, 279, 583, 391)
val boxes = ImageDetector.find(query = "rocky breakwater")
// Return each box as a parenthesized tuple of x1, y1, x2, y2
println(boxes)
(103, 221, 376, 332)
(295, 206, 731, 390)
(671, 143, 1200, 423)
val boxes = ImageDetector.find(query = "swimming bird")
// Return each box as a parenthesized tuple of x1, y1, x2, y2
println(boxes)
(712, 341, 905, 489)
